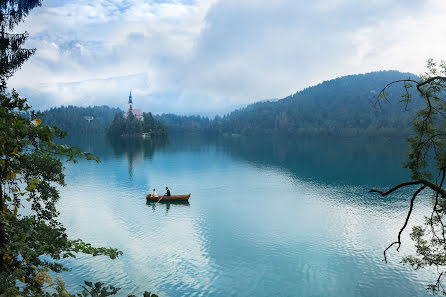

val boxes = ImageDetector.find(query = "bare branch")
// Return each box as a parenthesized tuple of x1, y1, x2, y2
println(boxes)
(378, 79, 420, 99)
(369, 181, 425, 196)
(435, 271, 445, 294)
(370, 179, 446, 198)
(413, 133, 445, 171)
(431, 169, 445, 243)
(383, 185, 426, 263)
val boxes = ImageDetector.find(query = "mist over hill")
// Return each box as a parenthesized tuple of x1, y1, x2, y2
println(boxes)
(207, 70, 421, 137)
(39, 71, 420, 137)
(40, 105, 121, 135)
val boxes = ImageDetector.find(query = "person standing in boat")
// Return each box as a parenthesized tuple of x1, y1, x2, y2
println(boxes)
(165, 187, 171, 196)
(152, 188, 158, 198)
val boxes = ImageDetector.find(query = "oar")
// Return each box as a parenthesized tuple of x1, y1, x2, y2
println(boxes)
(157, 195, 164, 203)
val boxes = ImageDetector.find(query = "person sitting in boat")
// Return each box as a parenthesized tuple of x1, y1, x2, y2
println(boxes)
(165, 187, 171, 196)
(152, 188, 158, 198)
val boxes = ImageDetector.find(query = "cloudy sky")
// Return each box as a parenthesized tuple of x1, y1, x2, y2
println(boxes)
(8, 0, 446, 115)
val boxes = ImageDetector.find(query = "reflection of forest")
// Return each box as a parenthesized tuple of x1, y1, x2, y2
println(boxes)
(107, 136, 169, 176)
(219, 136, 409, 187)
(167, 133, 409, 187)
(63, 133, 409, 188)
(60, 134, 169, 176)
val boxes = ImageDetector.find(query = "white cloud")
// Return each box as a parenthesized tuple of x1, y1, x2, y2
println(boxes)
(7, 0, 446, 114)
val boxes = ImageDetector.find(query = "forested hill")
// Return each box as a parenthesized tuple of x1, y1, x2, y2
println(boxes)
(211, 70, 421, 137)
(38, 71, 422, 137)
(40, 105, 121, 135)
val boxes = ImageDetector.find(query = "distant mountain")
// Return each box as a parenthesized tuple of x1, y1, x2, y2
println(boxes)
(40, 105, 121, 135)
(39, 71, 422, 137)
(210, 71, 421, 137)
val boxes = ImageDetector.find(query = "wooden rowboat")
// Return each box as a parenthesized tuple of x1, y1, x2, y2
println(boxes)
(146, 193, 191, 202)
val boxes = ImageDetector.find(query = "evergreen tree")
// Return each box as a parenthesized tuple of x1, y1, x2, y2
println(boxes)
(0, 0, 41, 90)
(40, 105, 121, 135)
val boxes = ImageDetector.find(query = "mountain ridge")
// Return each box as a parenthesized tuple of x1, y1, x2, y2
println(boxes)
(39, 70, 421, 137)
(208, 70, 420, 137)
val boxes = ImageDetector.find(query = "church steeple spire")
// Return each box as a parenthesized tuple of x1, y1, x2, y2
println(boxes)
(128, 90, 133, 111)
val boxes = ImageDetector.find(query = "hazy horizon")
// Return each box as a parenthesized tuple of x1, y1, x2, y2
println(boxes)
(8, 0, 446, 115)
(32, 69, 414, 117)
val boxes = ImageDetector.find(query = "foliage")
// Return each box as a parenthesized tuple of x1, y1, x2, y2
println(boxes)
(107, 111, 168, 137)
(0, 86, 125, 296)
(0, 1, 155, 296)
(78, 281, 157, 297)
(40, 105, 121, 135)
(369, 59, 446, 294)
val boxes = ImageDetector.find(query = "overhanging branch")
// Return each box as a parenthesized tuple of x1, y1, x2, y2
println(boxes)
(369, 179, 446, 198)
(381, 185, 426, 263)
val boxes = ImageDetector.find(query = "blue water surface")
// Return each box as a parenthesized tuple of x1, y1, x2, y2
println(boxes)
(56, 134, 434, 297)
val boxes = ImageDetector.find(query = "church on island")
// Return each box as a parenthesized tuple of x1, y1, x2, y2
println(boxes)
(107, 90, 168, 137)
(124, 91, 143, 120)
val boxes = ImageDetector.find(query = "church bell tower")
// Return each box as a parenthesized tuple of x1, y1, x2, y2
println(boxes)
(128, 90, 133, 111)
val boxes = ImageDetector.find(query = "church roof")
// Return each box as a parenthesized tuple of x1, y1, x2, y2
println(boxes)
(132, 109, 143, 116)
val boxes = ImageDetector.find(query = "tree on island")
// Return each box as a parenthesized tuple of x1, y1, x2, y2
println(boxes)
(107, 111, 168, 137)
(0, 1, 157, 296)
(370, 59, 446, 294)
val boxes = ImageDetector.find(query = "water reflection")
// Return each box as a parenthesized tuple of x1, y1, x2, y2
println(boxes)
(62, 133, 409, 188)
(57, 133, 433, 297)
(146, 201, 191, 215)
(107, 136, 169, 177)
(167, 133, 410, 187)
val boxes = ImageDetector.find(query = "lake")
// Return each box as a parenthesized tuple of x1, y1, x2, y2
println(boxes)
(57, 134, 434, 296)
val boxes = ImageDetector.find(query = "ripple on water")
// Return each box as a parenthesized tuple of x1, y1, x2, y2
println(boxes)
(56, 136, 434, 297)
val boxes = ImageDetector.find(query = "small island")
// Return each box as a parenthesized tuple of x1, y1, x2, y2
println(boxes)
(107, 91, 168, 137)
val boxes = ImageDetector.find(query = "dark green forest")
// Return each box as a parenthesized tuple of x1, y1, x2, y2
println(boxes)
(40, 105, 120, 135)
(39, 71, 420, 137)
(154, 114, 212, 133)
(155, 71, 421, 137)
(212, 71, 421, 137)
(107, 111, 168, 137)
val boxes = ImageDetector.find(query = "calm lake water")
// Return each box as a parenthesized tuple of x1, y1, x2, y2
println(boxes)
(57, 134, 434, 297)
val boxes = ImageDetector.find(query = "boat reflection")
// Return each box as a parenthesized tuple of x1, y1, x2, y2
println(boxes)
(146, 200, 190, 214)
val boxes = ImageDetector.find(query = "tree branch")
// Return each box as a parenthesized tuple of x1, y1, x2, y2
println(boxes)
(370, 179, 446, 198)
(369, 181, 425, 196)
(382, 185, 426, 263)
(417, 76, 446, 90)
(431, 169, 446, 243)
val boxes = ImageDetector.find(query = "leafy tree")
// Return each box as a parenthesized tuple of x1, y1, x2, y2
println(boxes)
(107, 112, 125, 137)
(370, 59, 446, 294)
(0, 90, 126, 296)
(0, 1, 156, 296)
